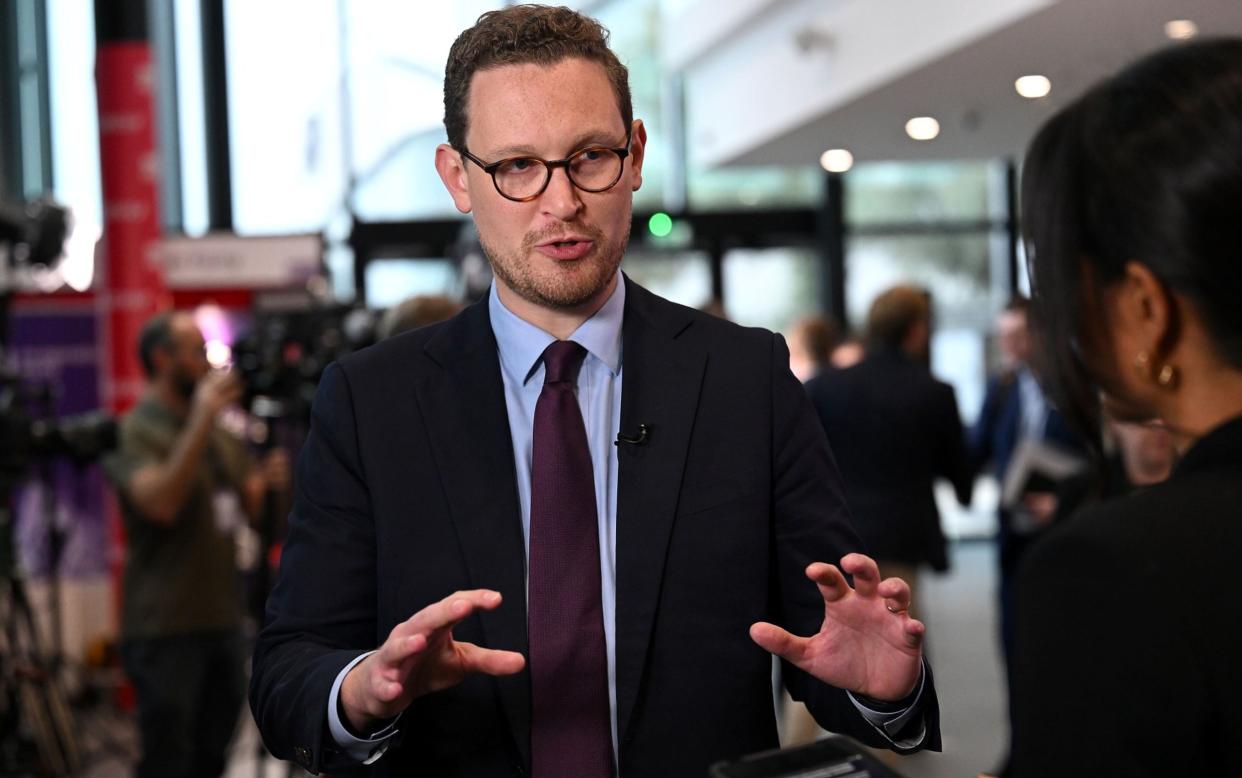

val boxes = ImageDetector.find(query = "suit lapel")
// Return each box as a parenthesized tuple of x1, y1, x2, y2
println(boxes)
(614, 278, 706, 742)
(414, 299, 531, 766)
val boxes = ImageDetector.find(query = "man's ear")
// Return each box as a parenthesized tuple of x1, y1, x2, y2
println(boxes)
(627, 119, 647, 192)
(1120, 261, 1178, 357)
(435, 143, 473, 214)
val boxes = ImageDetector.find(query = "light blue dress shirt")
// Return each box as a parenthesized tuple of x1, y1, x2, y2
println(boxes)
(327, 273, 922, 762)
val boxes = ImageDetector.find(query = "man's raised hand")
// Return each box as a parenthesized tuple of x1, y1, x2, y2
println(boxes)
(749, 553, 924, 702)
(339, 589, 525, 733)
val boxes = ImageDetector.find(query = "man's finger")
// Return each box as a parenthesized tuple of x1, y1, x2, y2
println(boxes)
(377, 632, 427, 668)
(404, 589, 504, 637)
(877, 577, 912, 613)
(456, 643, 527, 677)
(902, 617, 927, 650)
(806, 562, 850, 604)
(840, 553, 881, 597)
(749, 622, 808, 664)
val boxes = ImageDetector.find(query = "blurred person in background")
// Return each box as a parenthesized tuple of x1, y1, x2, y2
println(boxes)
(378, 294, 466, 340)
(697, 296, 729, 320)
(103, 311, 289, 778)
(1005, 37, 1242, 776)
(806, 284, 973, 616)
(830, 335, 865, 369)
(787, 314, 841, 382)
(1051, 416, 1175, 524)
(970, 296, 1083, 668)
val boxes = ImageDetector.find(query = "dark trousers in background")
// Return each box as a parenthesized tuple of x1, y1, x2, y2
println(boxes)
(121, 631, 245, 778)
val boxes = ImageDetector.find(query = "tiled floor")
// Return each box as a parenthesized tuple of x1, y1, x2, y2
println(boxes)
(62, 541, 1005, 778)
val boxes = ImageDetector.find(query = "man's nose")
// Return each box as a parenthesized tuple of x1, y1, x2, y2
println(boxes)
(539, 165, 583, 221)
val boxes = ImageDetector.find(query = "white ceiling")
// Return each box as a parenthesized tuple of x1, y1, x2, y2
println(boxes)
(724, 0, 1242, 166)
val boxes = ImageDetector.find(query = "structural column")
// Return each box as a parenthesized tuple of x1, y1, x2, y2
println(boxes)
(96, 0, 169, 415)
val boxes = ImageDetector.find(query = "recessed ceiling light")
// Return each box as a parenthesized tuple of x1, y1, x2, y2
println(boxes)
(905, 117, 940, 141)
(819, 148, 854, 173)
(1015, 74, 1052, 99)
(1165, 19, 1198, 40)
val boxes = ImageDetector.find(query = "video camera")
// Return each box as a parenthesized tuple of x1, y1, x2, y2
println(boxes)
(0, 198, 70, 273)
(0, 373, 117, 493)
(0, 197, 112, 492)
(231, 304, 377, 424)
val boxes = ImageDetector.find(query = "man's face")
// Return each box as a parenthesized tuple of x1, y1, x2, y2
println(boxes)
(163, 315, 209, 398)
(436, 57, 645, 315)
(997, 310, 1031, 368)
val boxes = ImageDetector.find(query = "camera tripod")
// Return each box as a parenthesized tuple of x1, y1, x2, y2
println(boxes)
(0, 501, 81, 777)
(0, 462, 137, 777)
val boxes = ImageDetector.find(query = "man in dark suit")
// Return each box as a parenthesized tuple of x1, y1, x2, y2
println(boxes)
(806, 285, 973, 611)
(250, 7, 939, 776)
(971, 298, 1082, 665)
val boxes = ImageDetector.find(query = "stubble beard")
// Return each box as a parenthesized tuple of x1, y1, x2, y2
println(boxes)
(482, 220, 630, 311)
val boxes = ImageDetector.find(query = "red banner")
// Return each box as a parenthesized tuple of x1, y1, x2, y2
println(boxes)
(96, 42, 169, 683)
(96, 41, 169, 416)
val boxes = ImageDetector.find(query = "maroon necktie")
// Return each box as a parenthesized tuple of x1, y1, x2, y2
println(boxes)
(528, 340, 613, 778)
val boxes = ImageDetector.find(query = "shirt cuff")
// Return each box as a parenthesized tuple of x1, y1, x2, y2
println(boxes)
(327, 651, 401, 765)
(846, 660, 927, 750)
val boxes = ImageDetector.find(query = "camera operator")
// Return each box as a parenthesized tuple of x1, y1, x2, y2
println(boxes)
(102, 311, 289, 778)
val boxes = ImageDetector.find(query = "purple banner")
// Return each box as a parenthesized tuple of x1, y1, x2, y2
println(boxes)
(7, 301, 110, 579)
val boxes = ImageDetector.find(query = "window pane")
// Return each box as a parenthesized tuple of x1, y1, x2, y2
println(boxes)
(687, 166, 821, 212)
(364, 258, 460, 309)
(226, 0, 347, 235)
(621, 250, 712, 309)
(46, 0, 101, 290)
(345, 2, 501, 221)
(846, 161, 995, 226)
(592, 0, 668, 211)
(723, 247, 820, 333)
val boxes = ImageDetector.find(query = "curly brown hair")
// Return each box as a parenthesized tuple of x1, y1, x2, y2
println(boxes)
(443, 4, 633, 152)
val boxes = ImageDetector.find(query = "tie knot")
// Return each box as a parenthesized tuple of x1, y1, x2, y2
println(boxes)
(541, 340, 587, 385)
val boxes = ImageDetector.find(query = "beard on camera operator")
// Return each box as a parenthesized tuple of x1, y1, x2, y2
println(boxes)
(101, 311, 289, 778)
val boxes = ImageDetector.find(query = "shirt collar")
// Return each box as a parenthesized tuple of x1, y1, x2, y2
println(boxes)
(488, 273, 625, 386)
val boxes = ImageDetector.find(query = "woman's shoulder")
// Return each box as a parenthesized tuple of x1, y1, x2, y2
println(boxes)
(1025, 464, 1242, 586)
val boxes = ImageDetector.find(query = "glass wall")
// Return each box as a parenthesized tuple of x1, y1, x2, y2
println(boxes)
(46, 0, 100, 291)
(845, 160, 1009, 424)
(723, 248, 820, 333)
(621, 250, 712, 309)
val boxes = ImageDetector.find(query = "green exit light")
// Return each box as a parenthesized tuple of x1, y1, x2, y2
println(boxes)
(648, 212, 674, 238)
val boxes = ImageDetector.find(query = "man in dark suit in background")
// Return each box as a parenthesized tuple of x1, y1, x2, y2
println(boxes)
(250, 6, 939, 777)
(971, 297, 1082, 666)
(806, 285, 973, 618)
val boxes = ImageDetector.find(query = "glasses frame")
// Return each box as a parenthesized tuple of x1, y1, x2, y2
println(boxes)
(458, 140, 631, 203)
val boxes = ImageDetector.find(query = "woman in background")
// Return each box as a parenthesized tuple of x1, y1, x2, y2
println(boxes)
(1007, 38, 1242, 776)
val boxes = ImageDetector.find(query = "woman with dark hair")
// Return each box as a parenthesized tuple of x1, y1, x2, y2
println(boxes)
(1006, 38, 1242, 776)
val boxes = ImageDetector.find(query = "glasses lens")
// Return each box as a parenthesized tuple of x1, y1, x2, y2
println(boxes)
(493, 157, 548, 200)
(569, 148, 623, 192)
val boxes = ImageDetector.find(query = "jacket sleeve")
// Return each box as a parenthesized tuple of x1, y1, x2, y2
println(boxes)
(767, 334, 942, 752)
(249, 361, 385, 775)
(937, 382, 975, 507)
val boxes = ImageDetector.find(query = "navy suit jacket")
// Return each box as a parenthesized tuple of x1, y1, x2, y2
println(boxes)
(250, 278, 940, 777)
(806, 350, 972, 572)
(971, 371, 1081, 486)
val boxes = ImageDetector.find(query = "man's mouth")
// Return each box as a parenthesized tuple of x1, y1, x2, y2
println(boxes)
(534, 237, 595, 261)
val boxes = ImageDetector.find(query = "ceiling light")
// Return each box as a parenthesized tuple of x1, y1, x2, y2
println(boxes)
(1015, 74, 1052, 99)
(1165, 19, 1198, 40)
(905, 117, 940, 141)
(819, 148, 854, 173)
